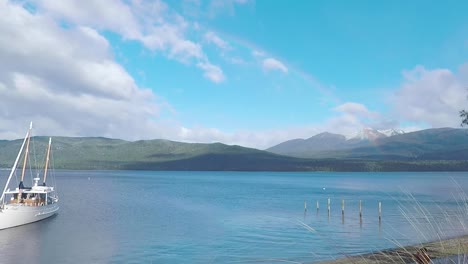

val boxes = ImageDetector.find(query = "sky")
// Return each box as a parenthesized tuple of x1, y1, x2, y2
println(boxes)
(1, 0, 468, 149)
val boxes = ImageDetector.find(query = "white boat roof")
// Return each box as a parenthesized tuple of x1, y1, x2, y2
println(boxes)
(4, 186, 55, 194)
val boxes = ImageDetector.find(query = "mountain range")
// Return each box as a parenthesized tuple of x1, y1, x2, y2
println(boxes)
(267, 127, 468, 160)
(0, 127, 467, 171)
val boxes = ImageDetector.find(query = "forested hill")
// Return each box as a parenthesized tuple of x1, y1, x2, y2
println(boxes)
(0, 137, 309, 171)
(0, 134, 468, 171)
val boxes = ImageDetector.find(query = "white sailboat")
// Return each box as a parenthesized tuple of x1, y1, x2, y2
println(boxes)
(0, 123, 59, 230)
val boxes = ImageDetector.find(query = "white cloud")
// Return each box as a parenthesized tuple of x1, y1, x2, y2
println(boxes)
(38, 0, 141, 38)
(140, 24, 205, 63)
(334, 102, 378, 119)
(204, 31, 231, 50)
(262, 58, 288, 73)
(35, 0, 225, 83)
(325, 65, 468, 137)
(252, 50, 265, 58)
(0, 0, 165, 140)
(197, 62, 225, 83)
(391, 65, 468, 127)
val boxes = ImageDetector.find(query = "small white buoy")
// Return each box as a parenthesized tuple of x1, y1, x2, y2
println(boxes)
(322, 187, 326, 190)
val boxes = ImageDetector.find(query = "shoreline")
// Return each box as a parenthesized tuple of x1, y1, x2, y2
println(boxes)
(316, 235, 468, 264)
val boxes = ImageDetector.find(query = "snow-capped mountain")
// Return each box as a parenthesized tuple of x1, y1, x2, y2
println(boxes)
(268, 128, 408, 157)
(351, 128, 405, 141)
(267, 127, 466, 160)
(378, 128, 405, 137)
(351, 128, 386, 141)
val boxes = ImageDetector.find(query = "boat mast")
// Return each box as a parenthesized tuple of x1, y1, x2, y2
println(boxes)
(42, 137, 52, 186)
(19, 122, 32, 189)
(0, 123, 31, 204)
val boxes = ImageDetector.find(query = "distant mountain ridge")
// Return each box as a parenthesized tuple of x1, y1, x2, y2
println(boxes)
(0, 127, 467, 171)
(0, 136, 329, 171)
(267, 128, 401, 157)
(267, 132, 349, 157)
(267, 128, 468, 160)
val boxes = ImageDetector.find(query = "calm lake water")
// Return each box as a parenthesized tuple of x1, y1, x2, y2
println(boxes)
(0, 170, 468, 263)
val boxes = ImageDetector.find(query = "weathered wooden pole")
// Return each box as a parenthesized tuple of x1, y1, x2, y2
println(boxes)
(327, 197, 331, 215)
(359, 200, 363, 226)
(378, 201, 382, 234)
(359, 200, 362, 218)
(378, 201, 382, 221)
(341, 199, 345, 216)
(316, 200, 319, 211)
(304, 200, 307, 211)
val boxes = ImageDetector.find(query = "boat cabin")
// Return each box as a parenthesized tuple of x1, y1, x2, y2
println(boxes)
(2, 177, 58, 207)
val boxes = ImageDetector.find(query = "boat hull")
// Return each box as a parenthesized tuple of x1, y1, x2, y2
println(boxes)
(0, 203, 59, 230)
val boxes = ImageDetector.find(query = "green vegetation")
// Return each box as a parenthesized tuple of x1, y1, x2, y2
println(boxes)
(1, 134, 468, 171)
(0, 136, 275, 170)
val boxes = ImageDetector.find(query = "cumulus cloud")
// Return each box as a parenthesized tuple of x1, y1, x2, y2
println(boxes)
(325, 64, 468, 137)
(35, 0, 225, 83)
(262, 58, 288, 73)
(325, 103, 377, 137)
(325, 102, 410, 138)
(392, 65, 468, 127)
(36, 0, 141, 38)
(0, 0, 164, 140)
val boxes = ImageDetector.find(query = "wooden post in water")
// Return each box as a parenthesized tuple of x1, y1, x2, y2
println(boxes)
(359, 200, 363, 225)
(378, 201, 382, 233)
(327, 198, 331, 215)
(378, 201, 382, 221)
(316, 200, 319, 211)
(341, 199, 345, 216)
(359, 200, 362, 218)
(304, 200, 307, 211)
(341, 199, 345, 224)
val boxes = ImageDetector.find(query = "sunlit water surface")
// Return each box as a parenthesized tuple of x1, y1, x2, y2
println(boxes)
(0, 170, 467, 263)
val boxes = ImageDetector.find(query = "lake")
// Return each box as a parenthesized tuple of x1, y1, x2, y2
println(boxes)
(0, 170, 467, 263)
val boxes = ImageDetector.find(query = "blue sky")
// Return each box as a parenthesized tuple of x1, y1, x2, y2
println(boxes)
(1, 0, 468, 148)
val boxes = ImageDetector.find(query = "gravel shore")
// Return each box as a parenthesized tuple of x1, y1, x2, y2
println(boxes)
(316, 235, 468, 264)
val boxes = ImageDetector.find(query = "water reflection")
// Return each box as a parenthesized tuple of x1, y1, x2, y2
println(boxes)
(0, 222, 43, 263)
